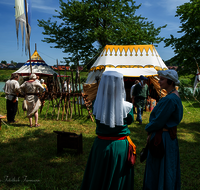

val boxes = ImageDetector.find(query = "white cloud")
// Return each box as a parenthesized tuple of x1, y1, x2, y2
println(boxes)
(32, 4, 57, 13)
(141, 2, 152, 7)
(165, 21, 181, 31)
(30, 0, 59, 14)
(0, 0, 14, 6)
(158, 0, 189, 15)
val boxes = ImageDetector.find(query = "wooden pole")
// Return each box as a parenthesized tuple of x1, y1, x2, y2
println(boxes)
(62, 66, 67, 120)
(56, 59, 63, 120)
(24, 0, 32, 74)
(71, 70, 76, 115)
(194, 58, 200, 72)
(78, 71, 83, 115)
(45, 97, 51, 120)
(76, 59, 80, 116)
(66, 80, 70, 120)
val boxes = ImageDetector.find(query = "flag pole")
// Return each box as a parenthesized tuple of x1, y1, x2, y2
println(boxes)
(24, 0, 32, 74)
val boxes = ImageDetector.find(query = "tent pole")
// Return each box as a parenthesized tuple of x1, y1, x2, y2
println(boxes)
(24, 0, 32, 74)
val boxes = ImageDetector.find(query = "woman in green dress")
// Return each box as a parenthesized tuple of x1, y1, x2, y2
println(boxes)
(80, 71, 136, 190)
(143, 70, 183, 190)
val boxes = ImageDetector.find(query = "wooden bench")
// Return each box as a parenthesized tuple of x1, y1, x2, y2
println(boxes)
(0, 115, 6, 130)
(53, 131, 83, 154)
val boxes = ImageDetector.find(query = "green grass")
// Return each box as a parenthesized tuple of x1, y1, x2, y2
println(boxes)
(0, 92, 200, 189)
(0, 69, 17, 82)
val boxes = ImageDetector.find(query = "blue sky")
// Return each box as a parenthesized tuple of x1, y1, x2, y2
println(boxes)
(0, 0, 188, 66)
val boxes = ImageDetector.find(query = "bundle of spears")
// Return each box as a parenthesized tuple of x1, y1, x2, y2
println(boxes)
(39, 62, 94, 122)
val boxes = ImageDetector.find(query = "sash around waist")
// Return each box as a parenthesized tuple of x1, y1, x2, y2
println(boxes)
(97, 135, 127, 140)
(26, 93, 39, 95)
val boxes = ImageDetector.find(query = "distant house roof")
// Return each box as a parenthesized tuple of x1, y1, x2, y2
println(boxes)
(78, 66, 83, 71)
(167, 66, 178, 70)
(7, 64, 16, 68)
(0, 63, 7, 68)
(16, 63, 25, 69)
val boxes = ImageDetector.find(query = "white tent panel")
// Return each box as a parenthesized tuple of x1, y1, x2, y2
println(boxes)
(86, 68, 158, 84)
(14, 50, 58, 76)
(105, 68, 158, 77)
(86, 45, 168, 84)
(86, 70, 104, 84)
(91, 45, 167, 69)
(14, 63, 57, 75)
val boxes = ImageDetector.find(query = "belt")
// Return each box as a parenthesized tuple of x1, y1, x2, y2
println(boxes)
(26, 93, 39, 95)
(98, 135, 136, 155)
(97, 135, 127, 140)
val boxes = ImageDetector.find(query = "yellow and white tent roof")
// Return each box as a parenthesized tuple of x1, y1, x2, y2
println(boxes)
(14, 50, 58, 76)
(30, 50, 43, 60)
(86, 45, 168, 84)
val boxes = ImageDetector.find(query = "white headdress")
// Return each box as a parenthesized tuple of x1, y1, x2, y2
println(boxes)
(158, 69, 180, 85)
(93, 71, 132, 128)
(29, 74, 37, 80)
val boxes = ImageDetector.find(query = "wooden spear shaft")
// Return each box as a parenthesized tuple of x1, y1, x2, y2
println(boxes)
(76, 60, 80, 116)
(78, 71, 83, 115)
(24, 0, 32, 74)
(62, 66, 67, 120)
(71, 70, 76, 115)
(65, 80, 70, 120)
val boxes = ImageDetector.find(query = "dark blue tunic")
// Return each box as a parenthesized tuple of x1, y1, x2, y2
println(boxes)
(143, 93, 183, 190)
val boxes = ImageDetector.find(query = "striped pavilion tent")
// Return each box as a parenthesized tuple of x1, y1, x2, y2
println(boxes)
(13, 49, 57, 77)
(84, 45, 168, 102)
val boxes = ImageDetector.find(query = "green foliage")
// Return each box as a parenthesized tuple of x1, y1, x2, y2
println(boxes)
(164, 0, 200, 74)
(179, 74, 195, 86)
(70, 64, 77, 70)
(38, 0, 166, 64)
(80, 76, 87, 83)
(1, 60, 7, 64)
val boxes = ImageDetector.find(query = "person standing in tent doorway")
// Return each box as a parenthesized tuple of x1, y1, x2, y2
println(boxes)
(132, 75, 149, 124)
(80, 71, 136, 190)
(3, 73, 20, 123)
(130, 80, 139, 113)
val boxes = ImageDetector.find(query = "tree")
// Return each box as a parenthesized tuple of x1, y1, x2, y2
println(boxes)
(38, 0, 166, 65)
(164, 0, 200, 75)
(11, 60, 17, 66)
(1, 60, 7, 64)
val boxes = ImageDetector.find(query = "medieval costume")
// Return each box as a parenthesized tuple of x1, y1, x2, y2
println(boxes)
(132, 75, 149, 124)
(4, 74, 20, 123)
(19, 78, 43, 117)
(143, 70, 183, 190)
(81, 71, 136, 190)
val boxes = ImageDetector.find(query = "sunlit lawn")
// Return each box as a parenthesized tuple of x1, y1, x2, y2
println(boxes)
(0, 92, 200, 190)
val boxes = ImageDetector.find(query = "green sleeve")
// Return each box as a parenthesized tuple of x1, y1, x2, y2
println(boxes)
(126, 107, 134, 125)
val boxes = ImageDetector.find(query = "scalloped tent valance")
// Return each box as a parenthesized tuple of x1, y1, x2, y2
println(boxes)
(86, 44, 168, 84)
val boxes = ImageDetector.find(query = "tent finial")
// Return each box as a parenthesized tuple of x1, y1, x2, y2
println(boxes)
(35, 43, 37, 51)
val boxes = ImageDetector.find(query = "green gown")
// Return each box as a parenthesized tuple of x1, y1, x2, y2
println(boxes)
(143, 93, 183, 190)
(80, 108, 134, 190)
